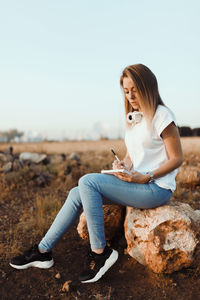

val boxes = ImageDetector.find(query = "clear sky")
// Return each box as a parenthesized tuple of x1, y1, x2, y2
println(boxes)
(0, 0, 200, 139)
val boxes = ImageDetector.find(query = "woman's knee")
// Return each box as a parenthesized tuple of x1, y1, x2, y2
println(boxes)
(78, 173, 96, 188)
(67, 186, 80, 200)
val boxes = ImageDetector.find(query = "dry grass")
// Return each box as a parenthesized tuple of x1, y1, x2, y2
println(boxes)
(0, 139, 126, 155)
(1, 137, 200, 155)
(1, 138, 200, 299)
(1, 138, 200, 251)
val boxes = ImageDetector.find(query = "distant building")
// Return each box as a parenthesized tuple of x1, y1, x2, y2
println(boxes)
(0, 134, 8, 142)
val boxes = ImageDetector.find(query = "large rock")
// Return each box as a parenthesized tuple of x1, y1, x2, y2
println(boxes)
(124, 202, 200, 274)
(77, 205, 124, 242)
(19, 152, 47, 164)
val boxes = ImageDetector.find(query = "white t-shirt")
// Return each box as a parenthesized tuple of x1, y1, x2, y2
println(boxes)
(124, 104, 178, 192)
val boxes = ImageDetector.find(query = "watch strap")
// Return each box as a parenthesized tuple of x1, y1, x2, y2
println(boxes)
(147, 171, 154, 183)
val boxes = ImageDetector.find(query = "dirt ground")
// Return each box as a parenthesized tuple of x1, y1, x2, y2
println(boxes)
(1, 139, 200, 300)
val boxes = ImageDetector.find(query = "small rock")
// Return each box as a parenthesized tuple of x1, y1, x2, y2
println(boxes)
(3, 162, 12, 173)
(69, 152, 80, 163)
(62, 280, 72, 293)
(55, 273, 61, 279)
(19, 152, 47, 164)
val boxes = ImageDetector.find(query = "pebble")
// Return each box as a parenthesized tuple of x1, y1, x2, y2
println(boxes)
(62, 280, 72, 293)
(55, 272, 61, 279)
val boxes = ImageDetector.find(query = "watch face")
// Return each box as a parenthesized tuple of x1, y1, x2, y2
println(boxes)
(148, 172, 154, 182)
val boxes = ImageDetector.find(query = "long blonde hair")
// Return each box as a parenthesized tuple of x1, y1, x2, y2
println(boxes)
(120, 64, 165, 128)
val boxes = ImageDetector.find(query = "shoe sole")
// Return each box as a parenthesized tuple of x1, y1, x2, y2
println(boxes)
(9, 259, 54, 270)
(81, 249, 118, 283)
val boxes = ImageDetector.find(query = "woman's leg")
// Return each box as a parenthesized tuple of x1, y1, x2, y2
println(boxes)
(38, 186, 83, 252)
(38, 172, 172, 253)
(78, 173, 172, 251)
(10, 186, 84, 270)
(10, 172, 171, 279)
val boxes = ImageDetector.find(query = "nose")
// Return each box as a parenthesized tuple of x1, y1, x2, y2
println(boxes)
(129, 90, 135, 99)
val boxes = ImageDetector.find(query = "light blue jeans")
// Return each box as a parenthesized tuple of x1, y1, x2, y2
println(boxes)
(38, 173, 172, 252)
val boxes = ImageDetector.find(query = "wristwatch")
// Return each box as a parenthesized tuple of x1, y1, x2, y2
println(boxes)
(147, 171, 154, 183)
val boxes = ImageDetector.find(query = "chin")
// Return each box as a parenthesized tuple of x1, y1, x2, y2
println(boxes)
(131, 105, 139, 110)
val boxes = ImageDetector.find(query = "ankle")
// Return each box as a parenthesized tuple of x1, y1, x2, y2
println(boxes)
(92, 247, 105, 255)
(38, 247, 46, 254)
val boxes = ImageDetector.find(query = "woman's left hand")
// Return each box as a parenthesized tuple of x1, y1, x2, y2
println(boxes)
(113, 170, 149, 184)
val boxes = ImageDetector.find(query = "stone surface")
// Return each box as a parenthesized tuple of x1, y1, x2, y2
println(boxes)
(124, 201, 200, 274)
(3, 162, 12, 173)
(19, 152, 47, 164)
(77, 205, 124, 242)
(69, 152, 81, 163)
(62, 280, 72, 292)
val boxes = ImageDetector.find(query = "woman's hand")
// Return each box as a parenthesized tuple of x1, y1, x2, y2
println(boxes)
(113, 170, 150, 184)
(112, 159, 126, 170)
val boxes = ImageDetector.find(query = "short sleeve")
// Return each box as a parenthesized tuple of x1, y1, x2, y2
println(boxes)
(153, 105, 177, 137)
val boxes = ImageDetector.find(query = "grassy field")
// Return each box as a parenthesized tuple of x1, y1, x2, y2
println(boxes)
(1, 137, 200, 155)
(0, 137, 200, 300)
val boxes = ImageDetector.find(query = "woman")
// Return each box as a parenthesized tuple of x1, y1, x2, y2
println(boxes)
(10, 64, 183, 283)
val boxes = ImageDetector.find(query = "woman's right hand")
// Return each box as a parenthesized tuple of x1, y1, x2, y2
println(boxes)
(112, 160, 126, 170)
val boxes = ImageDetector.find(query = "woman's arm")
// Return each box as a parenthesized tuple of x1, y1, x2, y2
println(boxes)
(146, 122, 183, 181)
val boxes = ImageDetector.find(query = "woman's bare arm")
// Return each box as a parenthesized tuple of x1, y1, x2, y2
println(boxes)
(113, 122, 183, 183)
(150, 122, 183, 180)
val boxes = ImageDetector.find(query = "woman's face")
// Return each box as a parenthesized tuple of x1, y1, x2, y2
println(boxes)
(122, 76, 142, 112)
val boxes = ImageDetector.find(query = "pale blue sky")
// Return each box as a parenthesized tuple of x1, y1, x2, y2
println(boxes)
(0, 0, 200, 139)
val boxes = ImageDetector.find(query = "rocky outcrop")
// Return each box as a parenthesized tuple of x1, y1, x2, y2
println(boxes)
(124, 202, 200, 274)
(19, 152, 47, 164)
(0, 147, 82, 186)
(77, 205, 124, 242)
